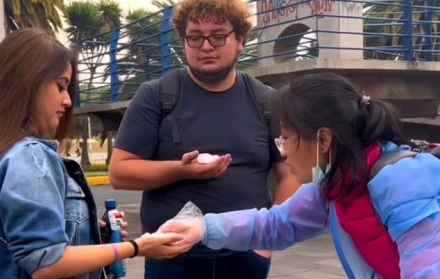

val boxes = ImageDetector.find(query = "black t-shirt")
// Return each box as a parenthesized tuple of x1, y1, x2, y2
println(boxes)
(115, 68, 283, 258)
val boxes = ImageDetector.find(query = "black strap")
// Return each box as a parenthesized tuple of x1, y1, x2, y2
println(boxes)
(159, 69, 182, 143)
(244, 74, 271, 137)
(369, 150, 418, 180)
(158, 71, 271, 144)
(128, 239, 139, 258)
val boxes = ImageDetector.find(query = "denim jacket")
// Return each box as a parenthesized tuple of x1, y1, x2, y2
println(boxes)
(0, 136, 105, 279)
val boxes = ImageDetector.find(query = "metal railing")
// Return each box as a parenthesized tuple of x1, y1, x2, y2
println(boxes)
(75, 0, 440, 106)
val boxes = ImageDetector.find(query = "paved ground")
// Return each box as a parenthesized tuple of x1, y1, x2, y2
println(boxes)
(92, 187, 346, 279)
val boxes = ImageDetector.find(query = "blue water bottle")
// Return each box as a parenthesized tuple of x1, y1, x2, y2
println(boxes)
(102, 199, 126, 278)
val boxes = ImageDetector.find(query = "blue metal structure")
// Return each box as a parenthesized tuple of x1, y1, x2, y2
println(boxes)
(75, 0, 440, 107)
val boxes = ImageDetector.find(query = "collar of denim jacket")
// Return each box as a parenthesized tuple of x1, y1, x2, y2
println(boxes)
(29, 135, 59, 151)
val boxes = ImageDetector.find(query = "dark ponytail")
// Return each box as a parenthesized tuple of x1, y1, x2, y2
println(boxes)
(356, 98, 402, 147)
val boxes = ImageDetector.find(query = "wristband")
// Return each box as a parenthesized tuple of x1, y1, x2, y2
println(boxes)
(111, 244, 119, 263)
(128, 239, 139, 258)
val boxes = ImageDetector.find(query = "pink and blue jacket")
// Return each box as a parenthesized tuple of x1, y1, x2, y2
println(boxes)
(202, 142, 440, 279)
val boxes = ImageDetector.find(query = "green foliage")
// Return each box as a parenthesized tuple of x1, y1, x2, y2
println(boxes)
(363, 1, 440, 60)
(70, 0, 440, 106)
(4, 0, 65, 35)
(82, 164, 108, 172)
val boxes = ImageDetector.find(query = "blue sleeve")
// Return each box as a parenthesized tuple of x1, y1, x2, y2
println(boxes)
(368, 153, 440, 278)
(114, 80, 161, 159)
(0, 143, 69, 275)
(202, 183, 328, 251)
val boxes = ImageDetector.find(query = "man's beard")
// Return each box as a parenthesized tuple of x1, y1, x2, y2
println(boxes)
(187, 53, 238, 84)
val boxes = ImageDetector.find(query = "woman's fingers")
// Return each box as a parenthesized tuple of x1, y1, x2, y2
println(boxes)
(148, 232, 184, 245)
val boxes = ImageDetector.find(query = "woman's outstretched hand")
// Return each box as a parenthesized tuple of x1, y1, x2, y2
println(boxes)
(157, 217, 206, 252)
(134, 233, 188, 259)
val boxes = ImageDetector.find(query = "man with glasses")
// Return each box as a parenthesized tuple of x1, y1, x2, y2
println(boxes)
(109, 0, 299, 278)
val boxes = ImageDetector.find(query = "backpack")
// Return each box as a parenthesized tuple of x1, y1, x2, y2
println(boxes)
(368, 142, 440, 231)
(370, 140, 440, 179)
(157, 68, 272, 144)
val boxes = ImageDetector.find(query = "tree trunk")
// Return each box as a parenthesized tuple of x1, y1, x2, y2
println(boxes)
(80, 66, 96, 167)
(105, 131, 113, 166)
(81, 116, 91, 166)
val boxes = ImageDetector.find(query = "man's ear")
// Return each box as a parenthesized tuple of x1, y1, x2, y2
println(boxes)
(237, 35, 244, 52)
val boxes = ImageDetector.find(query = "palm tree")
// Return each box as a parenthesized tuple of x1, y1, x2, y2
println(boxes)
(126, 0, 184, 73)
(64, 0, 122, 166)
(363, 1, 440, 60)
(3, 0, 65, 35)
(123, 8, 164, 80)
(111, 3, 184, 97)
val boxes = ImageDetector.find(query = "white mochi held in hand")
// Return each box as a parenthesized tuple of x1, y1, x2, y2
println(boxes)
(197, 153, 220, 164)
(211, 155, 220, 161)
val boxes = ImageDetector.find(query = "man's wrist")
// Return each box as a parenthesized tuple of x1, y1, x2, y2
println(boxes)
(171, 160, 190, 180)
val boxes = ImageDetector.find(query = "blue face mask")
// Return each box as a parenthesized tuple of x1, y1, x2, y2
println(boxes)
(312, 163, 331, 184)
(312, 131, 331, 183)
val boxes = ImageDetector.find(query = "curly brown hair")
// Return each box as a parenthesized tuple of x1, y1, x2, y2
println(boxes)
(172, 0, 253, 42)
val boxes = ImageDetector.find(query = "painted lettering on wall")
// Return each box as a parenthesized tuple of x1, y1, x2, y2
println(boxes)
(261, 0, 299, 24)
(308, 0, 334, 18)
(260, 0, 334, 24)
(341, 1, 363, 15)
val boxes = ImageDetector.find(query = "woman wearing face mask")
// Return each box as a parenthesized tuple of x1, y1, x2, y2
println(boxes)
(159, 73, 440, 279)
(0, 28, 187, 279)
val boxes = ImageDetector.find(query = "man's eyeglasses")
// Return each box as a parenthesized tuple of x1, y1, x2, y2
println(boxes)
(185, 30, 234, 48)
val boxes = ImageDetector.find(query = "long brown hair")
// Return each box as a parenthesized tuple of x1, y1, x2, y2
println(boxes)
(0, 28, 78, 154)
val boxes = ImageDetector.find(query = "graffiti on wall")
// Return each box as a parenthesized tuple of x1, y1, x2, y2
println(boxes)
(341, 1, 363, 15)
(261, 0, 334, 24)
(261, 0, 299, 24)
(309, 0, 334, 18)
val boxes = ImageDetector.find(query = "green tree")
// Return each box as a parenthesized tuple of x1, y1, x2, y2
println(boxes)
(64, 0, 122, 166)
(3, 0, 65, 35)
(109, 3, 184, 100)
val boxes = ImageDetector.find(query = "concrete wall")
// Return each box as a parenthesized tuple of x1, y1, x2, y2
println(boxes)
(256, 0, 363, 67)
(245, 59, 440, 118)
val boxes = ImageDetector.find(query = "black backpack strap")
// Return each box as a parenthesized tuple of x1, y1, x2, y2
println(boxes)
(428, 146, 440, 159)
(369, 150, 418, 180)
(243, 74, 271, 137)
(158, 69, 183, 143)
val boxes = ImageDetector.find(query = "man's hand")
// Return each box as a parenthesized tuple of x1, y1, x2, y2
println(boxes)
(181, 151, 232, 179)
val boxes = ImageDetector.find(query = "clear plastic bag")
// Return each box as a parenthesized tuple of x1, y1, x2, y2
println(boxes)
(158, 201, 205, 249)
(173, 201, 203, 220)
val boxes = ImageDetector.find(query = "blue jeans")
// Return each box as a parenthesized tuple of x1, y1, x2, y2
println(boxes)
(144, 251, 271, 279)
